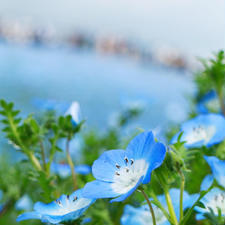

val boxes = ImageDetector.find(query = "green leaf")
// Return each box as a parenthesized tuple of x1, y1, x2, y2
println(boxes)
(195, 201, 205, 209)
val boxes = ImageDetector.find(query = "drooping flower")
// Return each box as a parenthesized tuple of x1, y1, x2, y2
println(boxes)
(65, 101, 82, 126)
(82, 131, 166, 202)
(197, 90, 220, 114)
(121, 189, 199, 225)
(204, 156, 225, 187)
(17, 189, 95, 224)
(32, 98, 81, 125)
(171, 114, 225, 148)
(51, 162, 91, 178)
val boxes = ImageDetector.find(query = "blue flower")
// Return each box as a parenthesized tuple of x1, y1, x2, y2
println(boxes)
(32, 98, 81, 125)
(195, 174, 225, 220)
(195, 187, 225, 220)
(64, 101, 82, 126)
(17, 189, 95, 224)
(197, 90, 220, 114)
(171, 114, 225, 148)
(204, 156, 225, 188)
(51, 162, 91, 178)
(82, 131, 166, 202)
(121, 189, 199, 225)
(15, 195, 33, 211)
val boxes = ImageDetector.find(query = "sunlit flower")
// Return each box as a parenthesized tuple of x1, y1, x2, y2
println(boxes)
(121, 189, 198, 225)
(32, 98, 81, 125)
(171, 114, 225, 148)
(17, 189, 95, 224)
(82, 131, 166, 202)
(51, 162, 91, 178)
(65, 101, 82, 126)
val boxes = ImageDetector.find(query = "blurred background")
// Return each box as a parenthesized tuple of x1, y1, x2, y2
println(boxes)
(0, 0, 225, 131)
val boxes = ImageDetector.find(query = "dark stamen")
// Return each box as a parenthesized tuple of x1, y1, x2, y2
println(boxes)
(115, 172, 120, 176)
(67, 195, 70, 200)
(116, 164, 121, 169)
(126, 168, 129, 173)
(124, 157, 129, 164)
(130, 159, 134, 165)
(56, 200, 62, 206)
(73, 196, 78, 202)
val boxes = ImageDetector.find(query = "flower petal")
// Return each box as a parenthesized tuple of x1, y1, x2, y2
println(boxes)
(204, 156, 225, 187)
(82, 180, 118, 199)
(16, 212, 42, 222)
(92, 150, 127, 182)
(126, 131, 155, 160)
(110, 176, 144, 202)
(142, 142, 166, 184)
(200, 174, 214, 191)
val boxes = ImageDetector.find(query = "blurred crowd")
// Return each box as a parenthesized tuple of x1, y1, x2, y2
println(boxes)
(0, 18, 197, 71)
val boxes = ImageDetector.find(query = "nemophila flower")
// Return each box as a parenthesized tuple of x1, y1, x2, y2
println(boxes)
(15, 195, 33, 211)
(32, 98, 81, 125)
(51, 162, 91, 178)
(171, 114, 225, 148)
(204, 156, 225, 187)
(65, 101, 82, 126)
(17, 189, 95, 224)
(82, 131, 166, 202)
(195, 174, 225, 220)
(197, 90, 220, 114)
(121, 189, 199, 225)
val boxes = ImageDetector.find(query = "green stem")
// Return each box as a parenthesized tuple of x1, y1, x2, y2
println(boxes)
(46, 132, 59, 175)
(179, 172, 185, 222)
(66, 138, 78, 190)
(27, 152, 42, 171)
(40, 140, 47, 171)
(140, 189, 157, 225)
(218, 90, 225, 116)
(0, 199, 15, 218)
(180, 184, 214, 225)
(164, 188, 178, 225)
(150, 191, 172, 224)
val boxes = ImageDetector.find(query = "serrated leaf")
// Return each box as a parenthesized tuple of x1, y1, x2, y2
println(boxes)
(8, 102, 14, 111)
(0, 110, 6, 115)
(30, 119, 40, 133)
(12, 110, 20, 117)
(2, 127, 11, 132)
(14, 118, 21, 124)
(1, 119, 9, 124)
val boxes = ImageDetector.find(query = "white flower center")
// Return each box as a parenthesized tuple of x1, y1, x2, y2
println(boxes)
(185, 125, 216, 145)
(52, 196, 91, 215)
(206, 191, 225, 215)
(111, 158, 148, 194)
